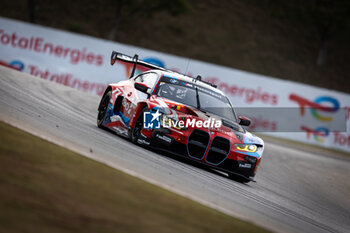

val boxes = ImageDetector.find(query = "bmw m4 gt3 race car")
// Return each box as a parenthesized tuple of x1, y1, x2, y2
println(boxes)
(97, 51, 264, 183)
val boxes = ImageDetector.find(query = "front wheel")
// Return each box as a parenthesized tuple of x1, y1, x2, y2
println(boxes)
(97, 91, 111, 128)
(130, 107, 147, 144)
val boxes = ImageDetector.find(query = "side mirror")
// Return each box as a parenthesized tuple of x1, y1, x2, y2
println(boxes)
(134, 82, 150, 94)
(238, 116, 251, 126)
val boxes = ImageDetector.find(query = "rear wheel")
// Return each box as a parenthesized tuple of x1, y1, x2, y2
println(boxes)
(97, 91, 112, 128)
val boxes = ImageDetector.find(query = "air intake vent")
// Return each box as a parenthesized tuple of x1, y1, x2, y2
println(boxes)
(206, 137, 230, 165)
(187, 130, 210, 159)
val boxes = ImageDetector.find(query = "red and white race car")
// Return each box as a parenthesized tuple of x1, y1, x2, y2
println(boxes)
(97, 51, 264, 183)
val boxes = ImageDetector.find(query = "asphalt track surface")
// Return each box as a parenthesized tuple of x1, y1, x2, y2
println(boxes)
(0, 66, 349, 233)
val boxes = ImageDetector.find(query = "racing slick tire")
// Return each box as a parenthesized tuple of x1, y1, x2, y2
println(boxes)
(97, 91, 112, 128)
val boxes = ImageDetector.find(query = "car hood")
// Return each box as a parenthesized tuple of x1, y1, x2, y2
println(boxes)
(148, 95, 263, 145)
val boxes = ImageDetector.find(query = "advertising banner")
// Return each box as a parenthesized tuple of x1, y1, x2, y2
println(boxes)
(1, 17, 349, 152)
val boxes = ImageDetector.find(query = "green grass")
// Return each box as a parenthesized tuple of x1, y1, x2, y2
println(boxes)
(0, 121, 271, 233)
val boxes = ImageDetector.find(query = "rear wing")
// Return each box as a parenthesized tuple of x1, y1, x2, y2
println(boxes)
(111, 51, 166, 78)
(110, 51, 217, 88)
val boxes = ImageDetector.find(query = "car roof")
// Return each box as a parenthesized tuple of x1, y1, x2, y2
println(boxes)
(150, 70, 226, 96)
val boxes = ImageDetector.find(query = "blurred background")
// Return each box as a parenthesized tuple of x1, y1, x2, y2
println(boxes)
(1, 3, 350, 233)
(1, 0, 350, 93)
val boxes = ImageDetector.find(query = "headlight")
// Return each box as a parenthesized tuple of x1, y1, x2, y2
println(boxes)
(235, 144, 257, 153)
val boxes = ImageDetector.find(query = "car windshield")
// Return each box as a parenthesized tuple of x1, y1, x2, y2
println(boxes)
(155, 76, 237, 121)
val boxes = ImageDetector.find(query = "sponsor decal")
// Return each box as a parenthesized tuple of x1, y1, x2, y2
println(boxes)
(180, 82, 192, 87)
(110, 115, 120, 122)
(239, 163, 251, 168)
(203, 77, 279, 105)
(291, 94, 344, 143)
(0, 29, 104, 66)
(155, 134, 172, 144)
(301, 126, 329, 143)
(27, 65, 106, 95)
(334, 132, 350, 147)
(137, 139, 150, 145)
(169, 79, 178, 84)
(112, 88, 122, 96)
(0, 59, 24, 71)
(112, 127, 128, 136)
(290, 94, 340, 122)
(0, 59, 106, 95)
(248, 115, 277, 132)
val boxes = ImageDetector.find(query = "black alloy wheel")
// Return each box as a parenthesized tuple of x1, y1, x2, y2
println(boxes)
(97, 91, 112, 128)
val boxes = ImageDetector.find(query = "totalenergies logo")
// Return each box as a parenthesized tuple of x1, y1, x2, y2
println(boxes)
(117, 57, 165, 78)
(0, 59, 25, 71)
(289, 94, 340, 122)
(290, 93, 341, 143)
(301, 126, 329, 143)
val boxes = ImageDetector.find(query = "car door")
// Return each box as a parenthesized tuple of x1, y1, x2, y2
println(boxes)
(122, 72, 159, 121)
